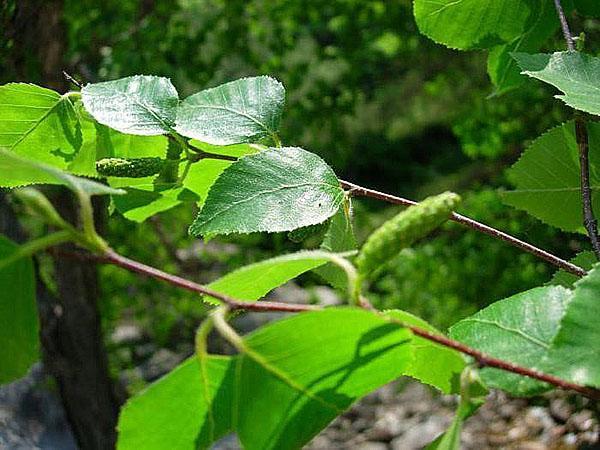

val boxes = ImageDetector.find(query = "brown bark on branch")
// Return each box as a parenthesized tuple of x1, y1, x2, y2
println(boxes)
(52, 248, 600, 402)
(339, 180, 587, 277)
(575, 118, 600, 259)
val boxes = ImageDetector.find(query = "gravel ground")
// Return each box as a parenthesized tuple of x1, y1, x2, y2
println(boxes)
(308, 381, 599, 450)
(1, 363, 598, 450)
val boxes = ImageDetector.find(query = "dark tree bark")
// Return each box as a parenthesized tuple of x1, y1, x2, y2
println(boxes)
(43, 192, 120, 450)
(3, 2, 121, 449)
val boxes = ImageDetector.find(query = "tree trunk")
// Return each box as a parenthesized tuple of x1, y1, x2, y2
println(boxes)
(3, 1, 121, 448)
(44, 194, 120, 450)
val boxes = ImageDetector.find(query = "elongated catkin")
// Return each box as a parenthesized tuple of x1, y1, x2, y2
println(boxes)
(357, 192, 460, 277)
(96, 157, 164, 178)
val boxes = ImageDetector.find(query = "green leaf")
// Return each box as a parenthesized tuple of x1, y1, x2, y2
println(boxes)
(189, 147, 344, 237)
(97, 129, 177, 221)
(426, 413, 463, 450)
(189, 140, 263, 158)
(549, 251, 596, 288)
(0, 83, 81, 167)
(385, 310, 465, 394)
(545, 266, 600, 388)
(0, 236, 39, 384)
(413, 0, 534, 50)
(182, 158, 234, 208)
(112, 155, 233, 222)
(175, 76, 285, 145)
(120, 308, 414, 450)
(487, 1, 559, 95)
(101, 126, 168, 160)
(449, 286, 572, 396)
(315, 206, 357, 291)
(235, 308, 413, 450)
(513, 51, 600, 116)
(66, 117, 102, 177)
(112, 184, 197, 222)
(117, 356, 235, 450)
(0, 148, 124, 196)
(82, 75, 179, 135)
(204, 250, 331, 305)
(287, 221, 330, 244)
(425, 368, 487, 449)
(502, 121, 600, 232)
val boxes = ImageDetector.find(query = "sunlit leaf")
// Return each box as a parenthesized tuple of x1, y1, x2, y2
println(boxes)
(82, 75, 178, 135)
(514, 51, 600, 116)
(189, 140, 263, 158)
(502, 121, 600, 232)
(0, 83, 81, 167)
(315, 206, 357, 291)
(117, 356, 235, 450)
(450, 286, 572, 396)
(236, 308, 413, 450)
(189, 147, 344, 236)
(386, 310, 465, 394)
(0, 148, 123, 196)
(176, 76, 285, 145)
(204, 251, 330, 305)
(545, 266, 600, 388)
(413, 0, 534, 50)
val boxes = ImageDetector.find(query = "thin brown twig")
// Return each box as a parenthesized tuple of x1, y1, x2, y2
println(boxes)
(52, 247, 600, 401)
(340, 180, 587, 278)
(62, 70, 82, 88)
(553, 0, 576, 51)
(51, 248, 318, 313)
(395, 320, 600, 401)
(575, 118, 600, 259)
(552, 1, 600, 260)
(167, 135, 237, 162)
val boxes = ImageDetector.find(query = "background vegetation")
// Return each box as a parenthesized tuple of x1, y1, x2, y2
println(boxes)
(2, 0, 596, 392)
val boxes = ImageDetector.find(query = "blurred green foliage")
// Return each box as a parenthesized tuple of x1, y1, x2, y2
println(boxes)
(3, 0, 595, 363)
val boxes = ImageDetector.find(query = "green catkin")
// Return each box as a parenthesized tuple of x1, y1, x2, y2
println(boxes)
(356, 191, 461, 278)
(96, 157, 164, 178)
(287, 220, 330, 243)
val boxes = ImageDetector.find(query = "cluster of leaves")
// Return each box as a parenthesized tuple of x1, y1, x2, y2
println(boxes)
(414, 0, 600, 94)
(2, 1, 600, 449)
(56, 0, 486, 174)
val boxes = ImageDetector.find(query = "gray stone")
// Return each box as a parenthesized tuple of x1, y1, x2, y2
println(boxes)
(0, 364, 77, 450)
(110, 323, 144, 345)
(133, 342, 157, 361)
(212, 433, 241, 449)
(569, 410, 595, 432)
(549, 397, 572, 422)
(391, 416, 448, 450)
(355, 442, 388, 450)
(269, 282, 311, 304)
(311, 286, 342, 306)
(139, 349, 185, 381)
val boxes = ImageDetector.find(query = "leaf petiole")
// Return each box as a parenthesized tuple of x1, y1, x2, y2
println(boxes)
(0, 230, 73, 271)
